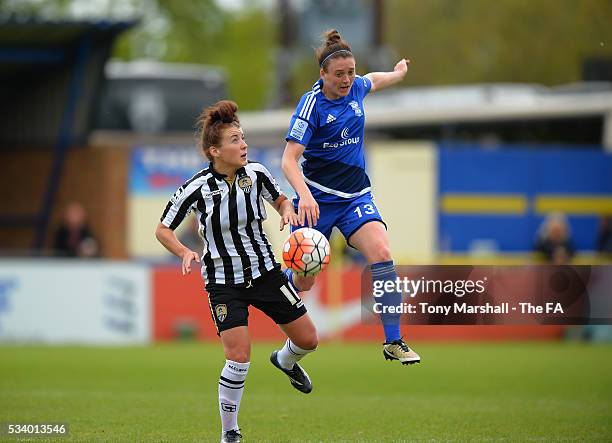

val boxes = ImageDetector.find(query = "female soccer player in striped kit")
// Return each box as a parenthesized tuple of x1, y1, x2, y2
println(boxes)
(156, 100, 318, 443)
(282, 30, 420, 365)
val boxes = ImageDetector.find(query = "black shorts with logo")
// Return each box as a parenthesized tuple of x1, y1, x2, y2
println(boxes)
(206, 267, 307, 334)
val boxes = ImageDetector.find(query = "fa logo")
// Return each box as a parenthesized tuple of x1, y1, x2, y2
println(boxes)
(349, 100, 362, 117)
(290, 118, 308, 141)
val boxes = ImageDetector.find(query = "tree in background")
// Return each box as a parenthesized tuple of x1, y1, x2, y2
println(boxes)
(111, 0, 275, 110)
(0, 0, 275, 110)
(384, 0, 612, 86)
(2, 0, 612, 108)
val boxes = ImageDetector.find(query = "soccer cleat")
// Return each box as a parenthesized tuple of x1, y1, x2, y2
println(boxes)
(270, 350, 313, 394)
(221, 429, 242, 443)
(383, 338, 421, 365)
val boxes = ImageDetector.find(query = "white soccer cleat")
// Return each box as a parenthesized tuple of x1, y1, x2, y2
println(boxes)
(383, 339, 421, 365)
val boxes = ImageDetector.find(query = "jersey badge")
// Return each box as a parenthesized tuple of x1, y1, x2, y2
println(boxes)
(215, 304, 227, 323)
(238, 175, 253, 194)
(349, 100, 363, 117)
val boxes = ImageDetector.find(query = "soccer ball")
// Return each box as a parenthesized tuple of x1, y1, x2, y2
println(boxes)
(282, 228, 331, 276)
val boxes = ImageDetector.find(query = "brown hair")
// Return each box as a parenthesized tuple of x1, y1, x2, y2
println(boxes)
(315, 29, 353, 70)
(196, 100, 240, 162)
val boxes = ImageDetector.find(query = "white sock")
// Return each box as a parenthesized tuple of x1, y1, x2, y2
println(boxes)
(276, 339, 316, 370)
(218, 360, 250, 432)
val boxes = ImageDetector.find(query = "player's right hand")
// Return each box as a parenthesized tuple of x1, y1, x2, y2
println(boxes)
(181, 250, 200, 275)
(298, 194, 319, 227)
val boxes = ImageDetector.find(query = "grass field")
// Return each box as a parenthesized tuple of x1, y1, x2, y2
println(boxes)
(1, 342, 611, 442)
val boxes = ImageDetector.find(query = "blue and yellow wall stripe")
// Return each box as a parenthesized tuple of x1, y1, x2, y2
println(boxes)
(438, 144, 612, 252)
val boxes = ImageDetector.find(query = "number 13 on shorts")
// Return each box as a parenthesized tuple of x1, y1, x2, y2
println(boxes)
(354, 204, 376, 218)
(333, 194, 386, 240)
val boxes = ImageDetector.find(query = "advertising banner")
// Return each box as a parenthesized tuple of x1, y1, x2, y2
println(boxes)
(0, 260, 151, 344)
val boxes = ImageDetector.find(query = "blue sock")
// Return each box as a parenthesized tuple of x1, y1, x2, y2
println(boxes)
(371, 260, 401, 342)
(283, 268, 300, 292)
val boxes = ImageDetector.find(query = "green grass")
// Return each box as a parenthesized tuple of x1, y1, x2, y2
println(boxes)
(1, 342, 611, 442)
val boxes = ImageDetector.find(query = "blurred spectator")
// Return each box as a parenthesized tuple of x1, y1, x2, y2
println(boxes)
(596, 216, 612, 256)
(53, 202, 99, 258)
(534, 212, 575, 264)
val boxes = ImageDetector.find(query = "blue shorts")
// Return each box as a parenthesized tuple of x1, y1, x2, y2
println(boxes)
(292, 192, 387, 246)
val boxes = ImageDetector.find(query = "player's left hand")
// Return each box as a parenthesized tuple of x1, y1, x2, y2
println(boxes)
(394, 58, 410, 77)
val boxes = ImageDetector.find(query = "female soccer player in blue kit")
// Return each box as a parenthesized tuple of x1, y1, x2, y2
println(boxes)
(282, 29, 420, 365)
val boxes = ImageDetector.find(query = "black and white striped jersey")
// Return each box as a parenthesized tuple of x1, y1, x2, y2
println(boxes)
(160, 161, 283, 286)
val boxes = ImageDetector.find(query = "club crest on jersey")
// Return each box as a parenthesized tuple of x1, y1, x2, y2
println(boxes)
(215, 304, 227, 322)
(238, 175, 253, 193)
(349, 100, 362, 117)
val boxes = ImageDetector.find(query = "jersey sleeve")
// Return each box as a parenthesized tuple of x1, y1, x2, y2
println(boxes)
(160, 181, 201, 230)
(354, 75, 372, 99)
(285, 91, 318, 146)
(252, 163, 283, 203)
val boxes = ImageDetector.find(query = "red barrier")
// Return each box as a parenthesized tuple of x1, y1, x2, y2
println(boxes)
(152, 266, 564, 342)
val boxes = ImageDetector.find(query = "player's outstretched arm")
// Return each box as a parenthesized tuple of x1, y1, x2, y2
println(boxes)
(364, 58, 410, 93)
(281, 141, 320, 227)
(155, 222, 200, 275)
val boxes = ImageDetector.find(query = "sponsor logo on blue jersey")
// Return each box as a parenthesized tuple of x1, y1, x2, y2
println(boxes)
(322, 127, 360, 149)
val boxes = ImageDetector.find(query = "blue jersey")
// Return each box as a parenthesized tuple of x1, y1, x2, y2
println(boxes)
(286, 75, 373, 203)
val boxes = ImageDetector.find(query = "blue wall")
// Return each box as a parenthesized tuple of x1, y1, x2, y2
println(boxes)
(438, 144, 612, 252)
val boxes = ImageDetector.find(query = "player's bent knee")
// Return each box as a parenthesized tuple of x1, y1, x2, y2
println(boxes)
(300, 323, 319, 350)
(304, 332, 319, 351)
(308, 336, 319, 351)
(378, 245, 393, 262)
(295, 333, 318, 351)
(367, 244, 392, 264)
(225, 349, 250, 363)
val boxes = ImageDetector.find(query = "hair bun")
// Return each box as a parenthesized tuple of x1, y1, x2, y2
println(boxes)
(212, 100, 238, 124)
(315, 29, 352, 69)
(196, 100, 241, 161)
(325, 29, 342, 46)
